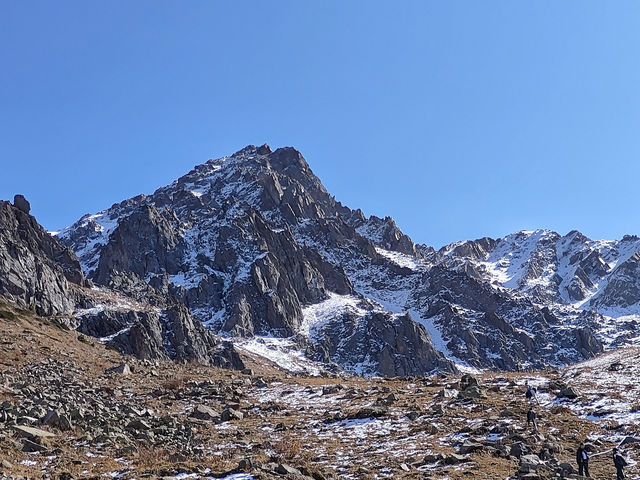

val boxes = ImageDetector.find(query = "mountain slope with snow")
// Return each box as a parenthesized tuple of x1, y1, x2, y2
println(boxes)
(56, 145, 638, 375)
(431, 229, 640, 349)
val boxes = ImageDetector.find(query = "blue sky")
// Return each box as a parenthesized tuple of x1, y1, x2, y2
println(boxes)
(1, 1, 639, 248)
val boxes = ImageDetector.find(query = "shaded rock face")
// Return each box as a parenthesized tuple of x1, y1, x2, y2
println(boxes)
(0, 201, 84, 315)
(591, 252, 640, 310)
(77, 303, 244, 369)
(219, 210, 332, 336)
(407, 267, 604, 369)
(57, 145, 627, 375)
(93, 205, 184, 284)
(310, 310, 456, 376)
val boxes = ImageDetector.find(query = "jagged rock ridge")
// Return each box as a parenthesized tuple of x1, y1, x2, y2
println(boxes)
(56, 144, 635, 374)
(0, 199, 243, 369)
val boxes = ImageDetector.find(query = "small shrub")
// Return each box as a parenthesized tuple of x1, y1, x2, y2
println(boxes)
(163, 378, 184, 390)
(273, 435, 302, 460)
(0, 309, 16, 320)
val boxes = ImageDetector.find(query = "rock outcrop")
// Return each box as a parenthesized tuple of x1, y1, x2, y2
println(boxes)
(0, 199, 244, 369)
(0, 200, 84, 315)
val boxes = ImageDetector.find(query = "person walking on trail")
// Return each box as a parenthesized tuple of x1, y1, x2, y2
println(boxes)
(613, 447, 628, 479)
(525, 381, 535, 401)
(526, 407, 538, 432)
(576, 442, 590, 478)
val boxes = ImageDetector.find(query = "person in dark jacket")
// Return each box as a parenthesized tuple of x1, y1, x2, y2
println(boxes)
(525, 381, 534, 400)
(576, 443, 590, 477)
(613, 448, 627, 479)
(526, 407, 538, 432)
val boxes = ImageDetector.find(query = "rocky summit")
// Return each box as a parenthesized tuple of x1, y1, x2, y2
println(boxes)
(50, 144, 638, 375)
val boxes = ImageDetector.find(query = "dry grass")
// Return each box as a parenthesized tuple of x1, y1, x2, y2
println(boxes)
(162, 378, 185, 390)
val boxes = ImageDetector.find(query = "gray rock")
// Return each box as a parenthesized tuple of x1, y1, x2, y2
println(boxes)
(42, 410, 73, 431)
(13, 194, 30, 214)
(220, 407, 243, 422)
(519, 454, 545, 473)
(275, 464, 302, 475)
(557, 386, 579, 399)
(126, 419, 151, 431)
(459, 440, 485, 454)
(12, 425, 55, 439)
(22, 438, 48, 452)
(443, 453, 468, 465)
(458, 385, 486, 399)
(108, 363, 131, 375)
(190, 405, 218, 422)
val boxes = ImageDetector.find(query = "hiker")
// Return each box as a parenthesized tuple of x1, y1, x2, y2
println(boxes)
(576, 442, 590, 477)
(526, 407, 538, 432)
(525, 381, 534, 401)
(613, 447, 627, 479)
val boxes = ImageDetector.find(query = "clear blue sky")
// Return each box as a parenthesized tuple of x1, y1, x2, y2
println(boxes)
(1, 1, 639, 248)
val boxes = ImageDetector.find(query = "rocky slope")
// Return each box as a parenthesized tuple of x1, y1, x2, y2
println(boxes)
(1, 301, 639, 480)
(55, 144, 630, 374)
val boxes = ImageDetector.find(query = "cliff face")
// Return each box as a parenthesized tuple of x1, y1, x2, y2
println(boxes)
(0, 200, 84, 316)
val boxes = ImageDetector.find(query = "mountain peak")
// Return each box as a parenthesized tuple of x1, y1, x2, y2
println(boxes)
(231, 143, 273, 158)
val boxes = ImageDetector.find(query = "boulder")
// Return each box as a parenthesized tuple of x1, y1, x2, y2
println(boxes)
(22, 439, 48, 453)
(519, 454, 545, 473)
(275, 464, 302, 475)
(443, 453, 468, 465)
(12, 425, 55, 440)
(107, 363, 131, 375)
(349, 406, 388, 419)
(190, 405, 218, 422)
(459, 440, 485, 454)
(42, 409, 73, 431)
(458, 385, 486, 399)
(557, 386, 579, 399)
(220, 407, 244, 422)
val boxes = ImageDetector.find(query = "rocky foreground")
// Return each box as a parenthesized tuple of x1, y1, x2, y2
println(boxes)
(1, 299, 639, 480)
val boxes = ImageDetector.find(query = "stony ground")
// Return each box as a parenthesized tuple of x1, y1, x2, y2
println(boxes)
(1, 299, 639, 480)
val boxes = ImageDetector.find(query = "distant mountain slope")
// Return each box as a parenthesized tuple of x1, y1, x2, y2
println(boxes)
(431, 229, 640, 349)
(56, 144, 637, 374)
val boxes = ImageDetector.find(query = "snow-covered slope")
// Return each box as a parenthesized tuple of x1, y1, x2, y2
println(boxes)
(432, 230, 640, 349)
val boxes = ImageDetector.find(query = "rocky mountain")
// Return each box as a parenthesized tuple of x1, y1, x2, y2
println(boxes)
(56, 145, 455, 375)
(430, 229, 640, 349)
(54, 144, 638, 374)
(0, 197, 243, 369)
